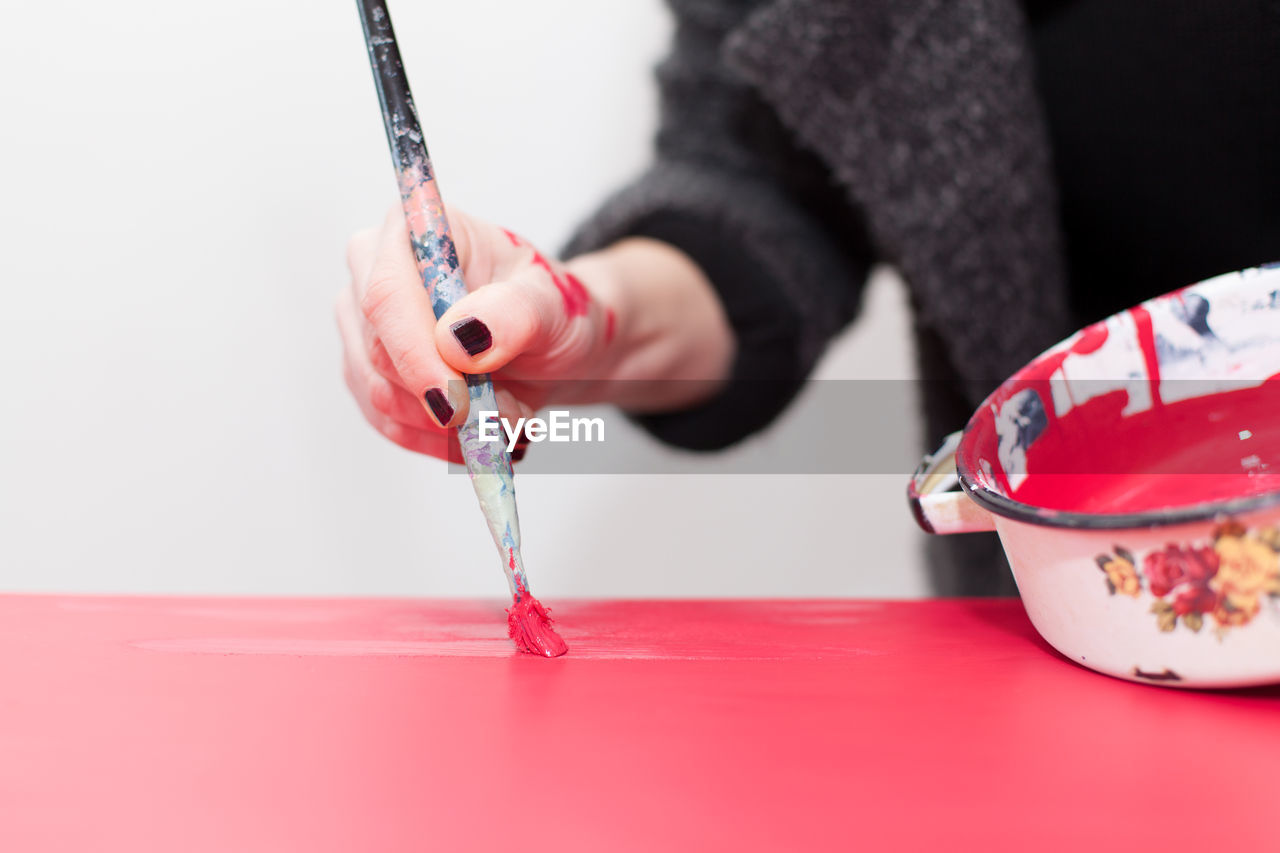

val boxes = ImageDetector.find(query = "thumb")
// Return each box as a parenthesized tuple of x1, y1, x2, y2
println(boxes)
(433, 273, 579, 375)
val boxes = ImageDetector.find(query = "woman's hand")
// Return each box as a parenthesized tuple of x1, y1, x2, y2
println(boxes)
(336, 205, 735, 460)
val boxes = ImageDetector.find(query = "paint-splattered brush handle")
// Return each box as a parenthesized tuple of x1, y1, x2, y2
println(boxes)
(355, 2, 548, 629)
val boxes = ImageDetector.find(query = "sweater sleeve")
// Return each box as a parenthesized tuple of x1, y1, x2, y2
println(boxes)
(562, 0, 876, 450)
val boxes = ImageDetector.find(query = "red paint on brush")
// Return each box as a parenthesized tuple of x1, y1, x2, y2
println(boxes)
(505, 548, 568, 658)
(507, 589, 569, 658)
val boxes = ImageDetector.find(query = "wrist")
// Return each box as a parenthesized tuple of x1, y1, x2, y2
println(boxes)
(565, 237, 735, 411)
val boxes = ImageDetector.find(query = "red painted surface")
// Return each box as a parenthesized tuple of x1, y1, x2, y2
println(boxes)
(2, 595, 1276, 852)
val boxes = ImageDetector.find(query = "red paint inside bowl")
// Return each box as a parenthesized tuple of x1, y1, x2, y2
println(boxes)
(1010, 381, 1280, 513)
(956, 269, 1280, 520)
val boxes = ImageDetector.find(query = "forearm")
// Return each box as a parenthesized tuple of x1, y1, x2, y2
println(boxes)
(566, 236, 735, 412)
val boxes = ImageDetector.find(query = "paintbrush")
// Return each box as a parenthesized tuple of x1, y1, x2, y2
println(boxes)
(356, 0, 567, 657)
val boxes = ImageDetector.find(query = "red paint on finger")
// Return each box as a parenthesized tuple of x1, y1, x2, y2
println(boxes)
(529, 251, 567, 307)
(530, 251, 555, 279)
(604, 308, 617, 345)
(500, 228, 522, 247)
(563, 273, 591, 317)
(531, 250, 590, 318)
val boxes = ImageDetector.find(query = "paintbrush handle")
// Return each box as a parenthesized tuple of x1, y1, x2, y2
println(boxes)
(356, 0, 466, 317)
(357, 0, 528, 599)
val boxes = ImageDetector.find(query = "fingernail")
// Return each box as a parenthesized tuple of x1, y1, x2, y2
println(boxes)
(510, 444, 527, 462)
(424, 387, 454, 426)
(450, 317, 492, 356)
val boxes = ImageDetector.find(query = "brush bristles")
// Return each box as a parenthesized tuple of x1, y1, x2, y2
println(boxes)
(507, 595, 568, 658)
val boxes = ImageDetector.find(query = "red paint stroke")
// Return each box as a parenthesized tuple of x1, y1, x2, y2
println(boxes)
(500, 227, 522, 247)
(1016, 319, 1110, 388)
(505, 548, 568, 658)
(1070, 321, 1109, 356)
(563, 273, 591, 318)
(974, 319, 1116, 496)
(529, 251, 555, 277)
(531, 250, 590, 318)
(1129, 304, 1163, 408)
(604, 308, 616, 345)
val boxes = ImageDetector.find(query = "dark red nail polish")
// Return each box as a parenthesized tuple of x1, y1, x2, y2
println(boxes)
(424, 388, 454, 426)
(511, 444, 527, 462)
(450, 317, 492, 356)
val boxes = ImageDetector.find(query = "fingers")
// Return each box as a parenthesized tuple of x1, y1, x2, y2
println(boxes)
(339, 206, 595, 466)
(345, 226, 378, 281)
(357, 208, 469, 426)
(337, 286, 443, 431)
(337, 286, 510, 466)
(342, 358, 455, 458)
(337, 295, 466, 465)
(345, 229, 408, 390)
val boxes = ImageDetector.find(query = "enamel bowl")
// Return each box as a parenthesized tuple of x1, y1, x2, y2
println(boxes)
(909, 264, 1280, 687)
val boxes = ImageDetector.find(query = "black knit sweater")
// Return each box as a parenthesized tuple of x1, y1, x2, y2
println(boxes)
(566, 0, 1280, 593)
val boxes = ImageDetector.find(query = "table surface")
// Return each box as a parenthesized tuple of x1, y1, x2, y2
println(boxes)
(2, 595, 1277, 851)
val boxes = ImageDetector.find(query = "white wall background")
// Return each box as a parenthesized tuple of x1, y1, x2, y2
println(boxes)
(0, 0, 927, 598)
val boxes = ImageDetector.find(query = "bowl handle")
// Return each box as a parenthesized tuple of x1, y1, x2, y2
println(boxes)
(907, 431, 996, 534)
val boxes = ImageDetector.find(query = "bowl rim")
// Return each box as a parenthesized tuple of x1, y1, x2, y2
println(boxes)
(955, 451, 1280, 529)
(954, 262, 1280, 530)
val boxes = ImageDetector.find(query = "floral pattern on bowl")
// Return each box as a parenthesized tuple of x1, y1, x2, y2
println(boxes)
(1096, 520, 1280, 635)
